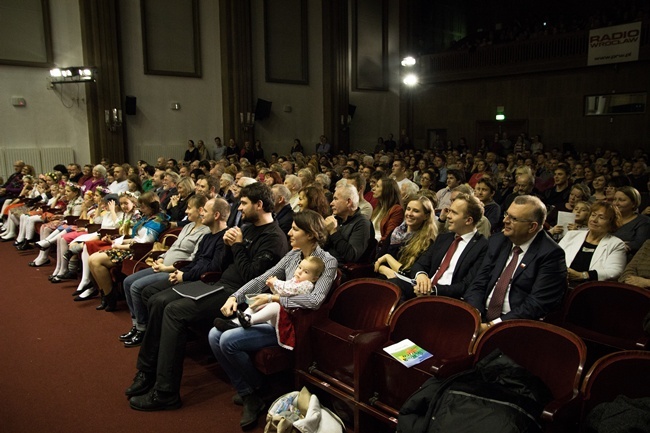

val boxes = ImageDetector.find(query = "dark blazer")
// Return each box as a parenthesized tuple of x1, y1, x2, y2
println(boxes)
(274, 204, 294, 237)
(408, 231, 488, 299)
(227, 199, 242, 228)
(464, 231, 567, 321)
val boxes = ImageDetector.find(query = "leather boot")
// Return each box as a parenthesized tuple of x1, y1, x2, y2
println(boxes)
(240, 393, 265, 429)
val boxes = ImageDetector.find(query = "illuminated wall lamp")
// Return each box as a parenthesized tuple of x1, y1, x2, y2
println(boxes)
(49, 67, 97, 84)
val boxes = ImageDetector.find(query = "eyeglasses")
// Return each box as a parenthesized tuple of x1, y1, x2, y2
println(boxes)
(503, 212, 534, 223)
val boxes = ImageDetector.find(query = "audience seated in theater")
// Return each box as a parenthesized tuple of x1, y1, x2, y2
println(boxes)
(297, 185, 331, 216)
(323, 183, 373, 264)
(437, 185, 491, 238)
(340, 173, 372, 220)
(402, 192, 488, 300)
(165, 177, 195, 227)
(108, 165, 129, 194)
(612, 186, 650, 259)
(373, 195, 437, 285)
(619, 239, 650, 289)
(371, 177, 404, 249)
(284, 174, 302, 212)
(28, 182, 84, 267)
(45, 189, 107, 282)
(209, 210, 337, 429)
(227, 176, 257, 228)
(474, 177, 501, 230)
(549, 200, 591, 241)
(542, 163, 572, 212)
(0, 160, 26, 209)
(125, 182, 288, 413)
(194, 175, 217, 199)
(87, 191, 170, 311)
(120, 196, 228, 348)
(158, 171, 179, 211)
(559, 200, 627, 284)
(464, 195, 567, 332)
(502, 172, 536, 213)
(436, 168, 464, 210)
(546, 182, 592, 227)
(270, 184, 294, 237)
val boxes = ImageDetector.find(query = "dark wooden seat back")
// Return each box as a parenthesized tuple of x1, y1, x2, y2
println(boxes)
(562, 281, 650, 350)
(474, 320, 586, 402)
(580, 350, 650, 418)
(326, 278, 401, 330)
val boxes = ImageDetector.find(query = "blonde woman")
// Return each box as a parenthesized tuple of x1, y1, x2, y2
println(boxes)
(374, 196, 438, 279)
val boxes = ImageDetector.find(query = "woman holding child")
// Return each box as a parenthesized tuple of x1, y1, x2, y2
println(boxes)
(208, 210, 337, 429)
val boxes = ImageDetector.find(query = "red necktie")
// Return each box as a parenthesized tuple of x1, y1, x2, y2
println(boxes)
(486, 246, 523, 321)
(430, 235, 462, 286)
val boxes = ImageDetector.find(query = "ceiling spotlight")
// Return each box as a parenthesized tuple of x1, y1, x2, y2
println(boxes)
(401, 56, 416, 67)
(403, 74, 418, 86)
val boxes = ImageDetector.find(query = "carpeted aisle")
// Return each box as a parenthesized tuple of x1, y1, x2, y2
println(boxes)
(0, 242, 264, 432)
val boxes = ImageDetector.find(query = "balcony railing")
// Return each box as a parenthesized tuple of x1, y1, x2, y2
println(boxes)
(420, 20, 650, 83)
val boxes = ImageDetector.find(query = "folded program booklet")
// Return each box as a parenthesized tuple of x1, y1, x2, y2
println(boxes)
(173, 281, 224, 300)
(383, 339, 433, 368)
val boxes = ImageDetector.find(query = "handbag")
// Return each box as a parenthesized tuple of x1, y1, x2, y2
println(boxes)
(264, 387, 344, 433)
(140, 233, 178, 268)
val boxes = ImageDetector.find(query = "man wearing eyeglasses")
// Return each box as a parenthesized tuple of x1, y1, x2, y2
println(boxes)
(464, 195, 566, 332)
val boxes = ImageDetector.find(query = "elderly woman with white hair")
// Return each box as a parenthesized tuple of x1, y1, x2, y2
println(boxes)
(81, 164, 108, 193)
(284, 174, 302, 212)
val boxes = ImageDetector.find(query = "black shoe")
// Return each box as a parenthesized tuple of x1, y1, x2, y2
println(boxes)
(124, 331, 144, 348)
(48, 274, 58, 281)
(58, 271, 78, 280)
(213, 318, 239, 332)
(96, 294, 107, 310)
(119, 327, 138, 342)
(72, 282, 94, 297)
(125, 371, 155, 397)
(240, 393, 265, 429)
(19, 243, 35, 251)
(232, 393, 243, 406)
(73, 288, 98, 301)
(129, 389, 182, 411)
(28, 258, 49, 266)
(237, 310, 253, 329)
(104, 290, 118, 312)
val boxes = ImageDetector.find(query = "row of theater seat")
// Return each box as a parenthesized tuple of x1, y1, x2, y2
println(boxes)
(282, 279, 649, 433)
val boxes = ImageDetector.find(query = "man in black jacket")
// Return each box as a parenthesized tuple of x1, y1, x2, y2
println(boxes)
(120, 197, 231, 348)
(126, 183, 289, 411)
(397, 193, 488, 300)
(324, 184, 373, 263)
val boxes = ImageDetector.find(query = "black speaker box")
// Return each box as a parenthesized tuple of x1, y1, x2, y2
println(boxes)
(255, 98, 272, 120)
(125, 96, 137, 115)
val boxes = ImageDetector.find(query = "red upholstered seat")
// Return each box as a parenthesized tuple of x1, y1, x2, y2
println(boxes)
(560, 281, 650, 351)
(296, 278, 401, 396)
(580, 350, 650, 425)
(471, 320, 587, 431)
(356, 296, 481, 426)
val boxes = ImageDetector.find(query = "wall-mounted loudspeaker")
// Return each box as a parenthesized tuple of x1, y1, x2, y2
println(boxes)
(255, 98, 272, 120)
(125, 96, 137, 115)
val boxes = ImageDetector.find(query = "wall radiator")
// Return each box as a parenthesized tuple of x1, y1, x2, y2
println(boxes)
(41, 148, 75, 173)
(0, 148, 73, 180)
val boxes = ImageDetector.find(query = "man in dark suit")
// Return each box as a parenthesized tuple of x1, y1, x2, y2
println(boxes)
(464, 195, 567, 332)
(271, 184, 294, 237)
(397, 193, 488, 300)
(226, 177, 256, 228)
